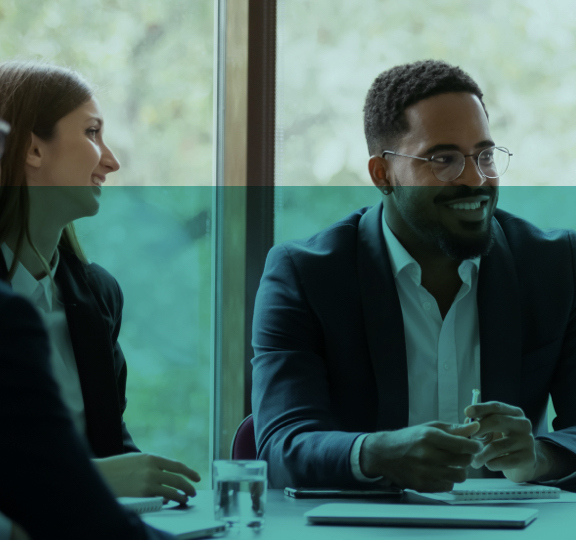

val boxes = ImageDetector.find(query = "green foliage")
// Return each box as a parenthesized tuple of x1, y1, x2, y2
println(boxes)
(277, 0, 576, 189)
(3, 0, 575, 486)
(275, 0, 576, 241)
(0, 0, 214, 187)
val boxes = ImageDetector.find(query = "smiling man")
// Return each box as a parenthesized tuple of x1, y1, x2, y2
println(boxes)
(251, 60, 576, 492)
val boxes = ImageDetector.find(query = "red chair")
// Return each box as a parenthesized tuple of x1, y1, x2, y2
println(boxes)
(230, 414, 257, 460)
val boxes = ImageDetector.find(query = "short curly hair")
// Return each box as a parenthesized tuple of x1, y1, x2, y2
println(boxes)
(363, 60, 486, 155)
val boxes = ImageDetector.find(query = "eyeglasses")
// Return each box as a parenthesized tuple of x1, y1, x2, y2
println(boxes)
(0, 119, 10, 160)
(381, 146, 513, 183)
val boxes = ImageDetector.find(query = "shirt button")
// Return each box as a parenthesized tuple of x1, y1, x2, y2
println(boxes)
(423, 301, 431, 311)
(444, 363, 449, 371)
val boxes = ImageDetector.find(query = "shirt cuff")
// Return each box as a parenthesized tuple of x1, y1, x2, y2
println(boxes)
(0, 512, 12, 540)
(350, 433, 383, 483)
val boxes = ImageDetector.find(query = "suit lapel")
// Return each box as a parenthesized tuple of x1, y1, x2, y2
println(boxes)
(56, 251, 124, 457)
(357, 203, 409, 430)
(478, 218, 522, 407)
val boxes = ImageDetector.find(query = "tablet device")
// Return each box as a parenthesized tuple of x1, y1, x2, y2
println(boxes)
(305, 503, 538, 529)
(141, 508, 226, 539)
(284, 486, 403, 498)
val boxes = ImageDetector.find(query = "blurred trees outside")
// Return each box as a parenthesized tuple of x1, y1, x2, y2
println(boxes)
(2, 0, 576, 482)
(0, 0, 214, 485)
(275, 0, 576, 242)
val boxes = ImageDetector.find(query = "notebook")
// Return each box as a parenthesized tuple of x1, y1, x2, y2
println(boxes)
(409, 479, 568, 505)
(305, 503, 538, 529)
(118, 496, 164, 514)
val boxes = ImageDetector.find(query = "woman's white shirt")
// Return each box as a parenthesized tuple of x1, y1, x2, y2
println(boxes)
(1, 244, 86, 435)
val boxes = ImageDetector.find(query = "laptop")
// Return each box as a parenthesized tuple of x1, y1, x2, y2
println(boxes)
(305, 503, 538, 529)
(141, 508, 226, 539)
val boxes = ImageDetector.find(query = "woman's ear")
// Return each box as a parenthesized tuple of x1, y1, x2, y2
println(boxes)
(25, 133, 44, 169)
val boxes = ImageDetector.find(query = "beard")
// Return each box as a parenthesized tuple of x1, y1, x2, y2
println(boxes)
(394, 185, 497, 261)
(431, 219, 495, 260)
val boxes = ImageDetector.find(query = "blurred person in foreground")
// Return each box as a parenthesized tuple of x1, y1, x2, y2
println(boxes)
(252, 60, 576, 492)
(0, 62, 199, 535)
(0, 118, 176, 540)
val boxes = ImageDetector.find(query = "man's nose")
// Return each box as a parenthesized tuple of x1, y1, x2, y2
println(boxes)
(454, 155, 488, 187)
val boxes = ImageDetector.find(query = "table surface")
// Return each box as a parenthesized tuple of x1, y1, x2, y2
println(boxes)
(153, 489, 576, 540)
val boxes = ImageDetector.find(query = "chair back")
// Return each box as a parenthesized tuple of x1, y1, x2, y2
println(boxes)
(230, 414, 257, 460)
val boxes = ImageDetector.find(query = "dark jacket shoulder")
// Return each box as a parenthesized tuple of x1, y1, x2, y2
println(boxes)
(58, 248, 124, 316)
(270, 206, 371, 270)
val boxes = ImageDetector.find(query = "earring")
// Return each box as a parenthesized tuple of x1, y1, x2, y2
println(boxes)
(383, 188, 391, 195)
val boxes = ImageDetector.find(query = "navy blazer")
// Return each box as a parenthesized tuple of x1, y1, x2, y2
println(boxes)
(0, 247, 137, 457)
(251, 203, 576, 488)
(0, 281, 173, 539)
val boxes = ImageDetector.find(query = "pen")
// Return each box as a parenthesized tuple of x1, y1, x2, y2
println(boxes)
(464, 388, 481, 424)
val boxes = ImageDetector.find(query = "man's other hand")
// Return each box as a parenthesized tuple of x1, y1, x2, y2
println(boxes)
(359, 422, 482, 492)
(466, 401, 544, 483)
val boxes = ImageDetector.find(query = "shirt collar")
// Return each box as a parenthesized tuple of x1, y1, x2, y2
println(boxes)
(1, 243, 60, 312)
(381, 210, 480, 286)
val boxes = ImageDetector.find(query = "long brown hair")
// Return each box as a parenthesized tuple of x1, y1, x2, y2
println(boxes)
(0, 61, 91, 280)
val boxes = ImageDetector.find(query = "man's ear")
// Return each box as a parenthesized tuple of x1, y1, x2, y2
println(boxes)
(26, 133, 44, 169)
(368, 155, 392, 190)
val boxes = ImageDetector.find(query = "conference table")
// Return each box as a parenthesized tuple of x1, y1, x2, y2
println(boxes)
(153, 489, 576, 539)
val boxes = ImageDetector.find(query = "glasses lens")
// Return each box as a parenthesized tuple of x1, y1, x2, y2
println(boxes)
(430, 151, 465, 182)
(478, 147, 510, 178)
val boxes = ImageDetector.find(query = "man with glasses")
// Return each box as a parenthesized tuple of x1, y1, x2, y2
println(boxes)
(252, 60, 576, 492)
(0, 118, 175, 539)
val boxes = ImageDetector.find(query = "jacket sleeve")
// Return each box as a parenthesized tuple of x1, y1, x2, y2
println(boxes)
(535, 231, 576, 488)
(108, 273, 140, 454)
(251, 244, 363, 489)
(0, 290, 175, 540)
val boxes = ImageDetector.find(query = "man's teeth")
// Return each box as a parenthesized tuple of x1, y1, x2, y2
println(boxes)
(448, 201, 482, 210)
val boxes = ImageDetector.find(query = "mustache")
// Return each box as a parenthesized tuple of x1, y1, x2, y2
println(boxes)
(433, 185, 497, 204)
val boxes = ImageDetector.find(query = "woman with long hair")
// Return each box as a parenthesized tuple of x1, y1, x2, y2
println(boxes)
(0, 61, 199, 516)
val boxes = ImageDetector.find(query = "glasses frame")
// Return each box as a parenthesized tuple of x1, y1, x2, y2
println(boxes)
(381, 146, 513, 183)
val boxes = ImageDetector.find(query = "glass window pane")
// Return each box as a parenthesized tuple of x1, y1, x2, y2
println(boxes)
(274, 0, 575, 433)
(274, 0, 576, 242)
(1, 0, 213, 486)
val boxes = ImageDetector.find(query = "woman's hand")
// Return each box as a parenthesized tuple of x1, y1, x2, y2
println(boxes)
(94, 453, 201, 504)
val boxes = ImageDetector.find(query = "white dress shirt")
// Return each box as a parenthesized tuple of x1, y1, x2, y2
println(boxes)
(0, 245, 87, 537)
(1, 244, 86, 434)
(351, 211, 481, 481)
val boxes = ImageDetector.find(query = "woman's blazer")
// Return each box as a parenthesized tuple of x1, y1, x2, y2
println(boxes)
(0, 247, 138, 458)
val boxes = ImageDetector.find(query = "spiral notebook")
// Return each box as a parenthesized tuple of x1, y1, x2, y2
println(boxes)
(118, 496, 164, 514)
(410, 479, 570, 505)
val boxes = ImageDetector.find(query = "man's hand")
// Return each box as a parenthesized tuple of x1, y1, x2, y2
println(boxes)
(465, 401, 542, 483)
(94, 453, 201, 504)
(359, 422, 482, 492)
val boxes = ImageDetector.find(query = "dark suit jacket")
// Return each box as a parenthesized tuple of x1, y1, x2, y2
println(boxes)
(251, 203, 576, 488)
(0, 247, 137, 457)
(0, 281, 173, 539)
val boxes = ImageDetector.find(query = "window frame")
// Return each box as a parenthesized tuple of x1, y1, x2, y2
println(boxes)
(212, 0, 276, 461)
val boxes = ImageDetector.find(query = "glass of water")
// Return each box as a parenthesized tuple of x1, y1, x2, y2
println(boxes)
(213, 460, 267, 530)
